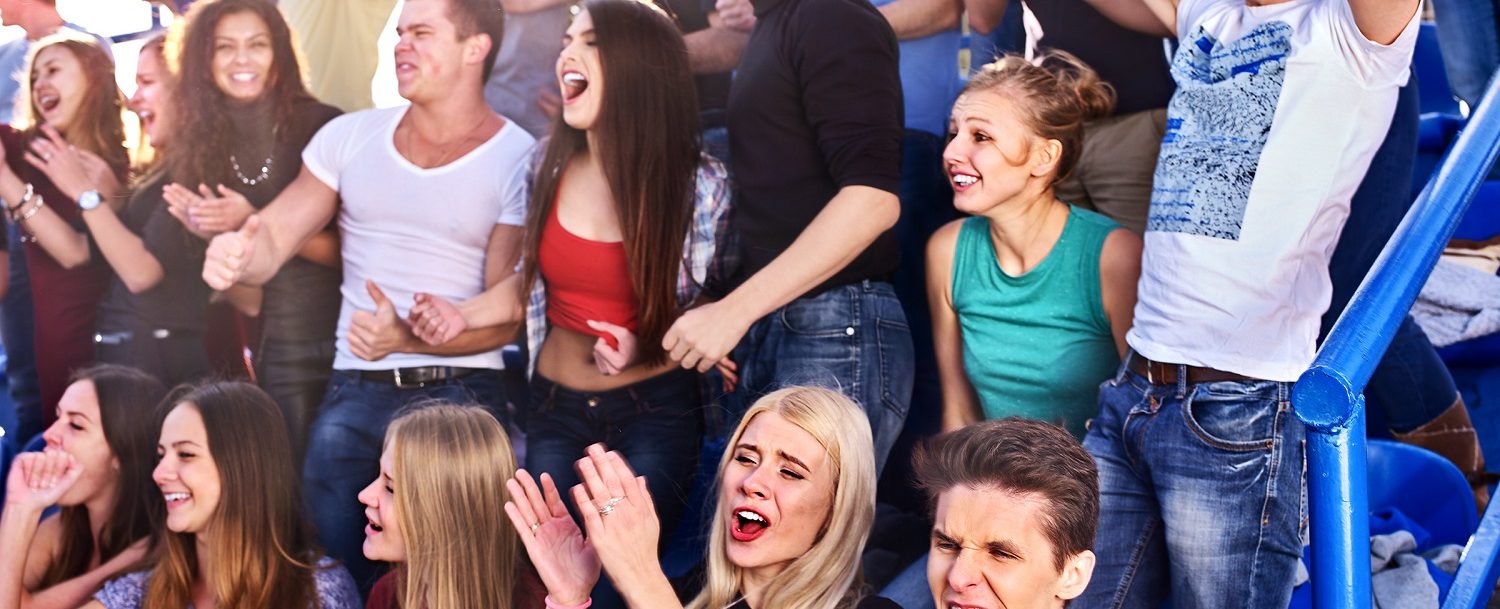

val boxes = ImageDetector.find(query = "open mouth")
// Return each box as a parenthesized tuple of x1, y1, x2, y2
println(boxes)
(35, 91, 59, 113)
(950, 170, 979, 191)
(365, 511, 384, 535)
(163, 491, 191, 510)
(561, 71, 589, 103)
(229, 71, 257, 83)
(731, 507, 770, 542)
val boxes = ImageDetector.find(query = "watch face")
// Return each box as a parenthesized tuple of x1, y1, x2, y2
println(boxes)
(79, 191, 100, 210)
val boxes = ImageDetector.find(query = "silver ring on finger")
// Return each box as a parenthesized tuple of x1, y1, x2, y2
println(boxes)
(598, 496, 624, 516)
(42, 152, 51, 161)
(531, 522, 540, 532)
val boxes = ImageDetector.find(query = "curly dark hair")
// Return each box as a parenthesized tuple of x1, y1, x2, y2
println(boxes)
(165, 0, 314, 188)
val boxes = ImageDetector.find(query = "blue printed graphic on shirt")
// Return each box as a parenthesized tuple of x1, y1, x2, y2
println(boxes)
(1148, 21, 1291, 240)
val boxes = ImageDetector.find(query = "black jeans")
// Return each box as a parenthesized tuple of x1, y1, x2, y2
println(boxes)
(256, 337, 335, 465)
(525, 368, 704, 540)
(96, 329, 211, 389)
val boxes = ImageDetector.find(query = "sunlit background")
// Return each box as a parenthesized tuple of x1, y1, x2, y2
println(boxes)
(36, 0, 404, 106)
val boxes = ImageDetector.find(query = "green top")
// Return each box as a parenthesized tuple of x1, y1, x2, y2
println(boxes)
(951, 206, 1120, 438)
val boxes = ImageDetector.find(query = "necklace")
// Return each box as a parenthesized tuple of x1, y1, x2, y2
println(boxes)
(231, 152, 273, 186)
(230, 125, 279, 187)
(402, 112, 491, 168)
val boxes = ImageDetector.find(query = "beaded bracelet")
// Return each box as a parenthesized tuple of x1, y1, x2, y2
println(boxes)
(16, 193, 44, 223)
(7, 182, 34, 222)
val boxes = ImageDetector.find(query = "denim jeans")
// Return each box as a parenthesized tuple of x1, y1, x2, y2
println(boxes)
(1076, 359, 1306, 609)
(881, 555, 934, 609)
(525, 368, 704, 538)
(526, 369, 704, 609)
(257, 338, 336, 465)
(302, 368, 506, 595)
(723, 280, 913, 474)
(1432, 0, 1500, 108)
(1321, 80, 1457, 434)
(2, 223, 40, 443)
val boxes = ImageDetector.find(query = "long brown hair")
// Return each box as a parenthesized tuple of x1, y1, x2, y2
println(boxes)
(37, 365, 168, 589)
(521, 0, 701, 366)
(165, 0, 313, 188)
(144, 382, 322, 609)
(386, 402, 520, 609)
(130, 34, 171, 174)
(15, 34, 128, 175)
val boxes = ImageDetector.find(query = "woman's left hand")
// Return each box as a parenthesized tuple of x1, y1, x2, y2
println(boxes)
(25, 125, 119, 202)
(573, 444, 664, 589)
(586, 320, 636, 376)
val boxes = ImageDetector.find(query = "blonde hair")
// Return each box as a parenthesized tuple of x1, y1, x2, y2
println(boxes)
(963, 50, 1116, 185)
(387, 402, 521, 609)
(689, 387, 878, 609)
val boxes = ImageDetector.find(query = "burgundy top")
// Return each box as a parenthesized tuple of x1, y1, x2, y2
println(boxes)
(1, 125, 116, 424)
(366, 567, 547, 608)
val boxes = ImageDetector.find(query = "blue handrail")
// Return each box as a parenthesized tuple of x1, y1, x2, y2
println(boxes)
(1292, 68, 1500, 608)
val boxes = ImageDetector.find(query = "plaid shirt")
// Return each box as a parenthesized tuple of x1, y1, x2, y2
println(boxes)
(524, 156, 733, 376)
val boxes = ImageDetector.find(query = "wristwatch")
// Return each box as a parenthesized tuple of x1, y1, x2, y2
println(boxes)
(78, 190, 101, 211)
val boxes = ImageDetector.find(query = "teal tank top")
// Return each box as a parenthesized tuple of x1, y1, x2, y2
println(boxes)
(951, 207, 1121, 438)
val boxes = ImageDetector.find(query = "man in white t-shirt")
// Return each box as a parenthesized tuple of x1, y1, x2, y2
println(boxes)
(1070, 1, 1420, 608)
(200, 0, 533, 592)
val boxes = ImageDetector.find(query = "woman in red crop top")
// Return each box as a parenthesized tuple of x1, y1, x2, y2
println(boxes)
(407, 0, 731, 582)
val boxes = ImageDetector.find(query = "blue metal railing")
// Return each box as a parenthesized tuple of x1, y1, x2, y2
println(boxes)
(1292, 71, 1500, 608)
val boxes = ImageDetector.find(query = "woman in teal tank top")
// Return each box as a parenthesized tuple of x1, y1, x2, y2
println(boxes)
(927, 52, 1142, 439)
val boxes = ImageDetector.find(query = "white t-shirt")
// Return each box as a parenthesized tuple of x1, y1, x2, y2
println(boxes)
(1128, 0, 1419, 381)
(302, 105, 534, 371)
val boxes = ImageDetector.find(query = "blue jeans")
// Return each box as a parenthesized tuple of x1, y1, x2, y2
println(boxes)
(1076, 360, 1306, 609)
(302, 368, 506, 595)
(1321, 79, 1457, 434)
(723, 280, 913, 474)
(881, 555, 934, 609)
(1432, 0, 1500, 108)
(2, 224, 40, 443)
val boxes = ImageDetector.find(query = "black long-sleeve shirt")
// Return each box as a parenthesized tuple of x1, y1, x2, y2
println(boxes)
(725, 0, 904, 295)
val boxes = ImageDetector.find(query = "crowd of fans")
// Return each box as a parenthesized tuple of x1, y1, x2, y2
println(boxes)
(0, 0, 1462, 606)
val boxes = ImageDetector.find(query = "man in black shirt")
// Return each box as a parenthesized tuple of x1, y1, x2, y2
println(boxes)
(968, 0, 1174, 233)
(661, 0, 912, 473)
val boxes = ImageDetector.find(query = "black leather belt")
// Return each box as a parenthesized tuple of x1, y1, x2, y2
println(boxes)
(356, 366, 484, 389)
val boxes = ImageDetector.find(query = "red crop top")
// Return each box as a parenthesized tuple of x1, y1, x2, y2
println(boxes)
(537, 202, 640, 349)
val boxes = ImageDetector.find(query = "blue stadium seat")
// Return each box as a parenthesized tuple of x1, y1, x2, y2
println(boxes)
(1366, 439, 1479, 548)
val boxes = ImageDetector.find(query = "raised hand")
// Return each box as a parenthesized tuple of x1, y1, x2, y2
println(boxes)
(586, 320, 636, 376)
(4, 450, 82, 513)
(187, 184, 256, 235)
(202, 214, 261, 290)
(407, 292, 468, 346)
(348, 279, 408, 361)
(715, 0, 756, 31)
(504, 469, 600, 606)
(25, 125, 117, 202)
(572, 445, 664, 590)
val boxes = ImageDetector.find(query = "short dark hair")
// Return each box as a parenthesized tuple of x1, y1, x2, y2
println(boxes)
(912, 418, 1099, 570)
(446, 0, 505, 81)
